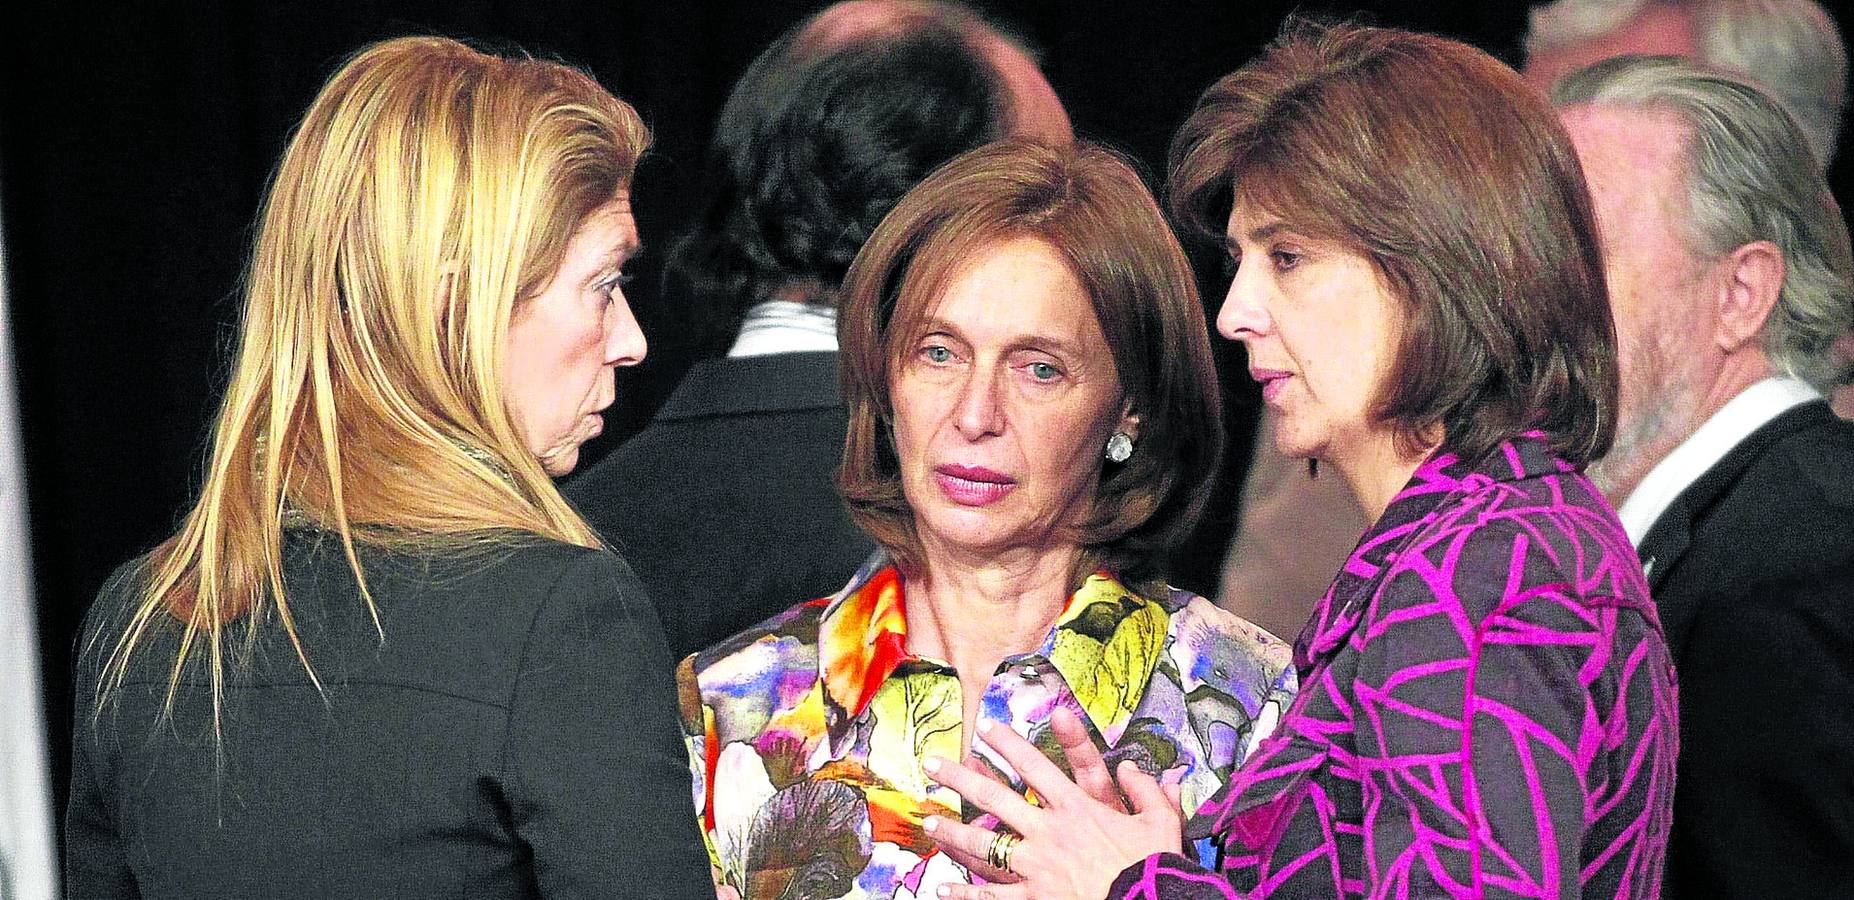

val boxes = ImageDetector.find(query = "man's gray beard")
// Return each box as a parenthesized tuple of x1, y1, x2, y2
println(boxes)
(1588, 358, 1701, 502)
(1589, 402, 1671, 497)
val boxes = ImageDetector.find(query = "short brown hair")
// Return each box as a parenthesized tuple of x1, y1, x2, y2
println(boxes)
(838, 139, 1222, 589)
(1171, 21, 1617, 465)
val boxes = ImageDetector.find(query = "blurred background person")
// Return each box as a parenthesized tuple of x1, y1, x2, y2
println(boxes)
(64, 37, 712, 899)
(1555, 54, 1854, 897)
(1217, 0, 1851, 654)
(565, 0, 1072, 660)
(1526, 0, 1847, 168)
(932, 23, 1678, 899)
(681, 139, 1293, 899)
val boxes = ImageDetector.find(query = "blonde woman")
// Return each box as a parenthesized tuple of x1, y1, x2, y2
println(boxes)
(64, 37, 713, 899)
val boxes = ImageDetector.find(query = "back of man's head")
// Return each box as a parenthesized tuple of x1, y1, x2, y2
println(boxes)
(669, 1, 1070, 347)
(1525, 0, 1848, 168)
(1554, 54, 1854, 392)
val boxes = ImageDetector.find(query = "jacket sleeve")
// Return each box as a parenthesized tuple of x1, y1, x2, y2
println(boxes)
(1108, 851, 1243, 899)
(66, 715, 141, 899)
(504, 549, 716, 900)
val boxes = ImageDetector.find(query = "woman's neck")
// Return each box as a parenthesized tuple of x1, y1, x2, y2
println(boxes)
(904, 539, 1079, 755)
(903, 539, 1077, 678)
(1329, 430, 1432, 523)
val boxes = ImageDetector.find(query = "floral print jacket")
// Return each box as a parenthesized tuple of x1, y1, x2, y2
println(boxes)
(678, 561, 1296, 899)
(1109, 435, 1680, 899)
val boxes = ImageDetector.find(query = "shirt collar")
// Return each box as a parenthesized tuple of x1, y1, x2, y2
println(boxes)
(1616, 376, 1821, 544)
(727, 299, 839, 357)
(815, 561, 1170, 730)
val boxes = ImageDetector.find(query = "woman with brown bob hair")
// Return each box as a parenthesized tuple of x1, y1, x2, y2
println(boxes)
(677, 139, 1295, 898)
(924, 23, 1679, 900)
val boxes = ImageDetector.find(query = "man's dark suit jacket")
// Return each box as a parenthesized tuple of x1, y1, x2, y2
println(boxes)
(566, 351, 874, 660)
(65, 531, 713, 900)
(1636, 400, 1854, 897)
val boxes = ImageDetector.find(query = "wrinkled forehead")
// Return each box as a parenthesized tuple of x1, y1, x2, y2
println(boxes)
(1558, 104, 1695, 234)
(577, 192, 642, 257)
(883, 226, 1019, 347)
(880, 226, 1107, 372)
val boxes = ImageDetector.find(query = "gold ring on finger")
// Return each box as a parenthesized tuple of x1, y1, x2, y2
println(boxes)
(985, 830, 1022, 874)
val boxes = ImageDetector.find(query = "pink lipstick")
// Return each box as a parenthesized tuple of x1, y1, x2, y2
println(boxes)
(1250, 368, 1292, 404)
(934, 463, 1017, 506)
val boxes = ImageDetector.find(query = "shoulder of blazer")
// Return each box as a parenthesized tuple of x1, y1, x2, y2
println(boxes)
(654, 352, 843, 423)
(1637, 402, 1846, 583)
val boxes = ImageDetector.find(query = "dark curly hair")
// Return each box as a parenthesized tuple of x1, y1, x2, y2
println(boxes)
(666, 3, 1020, 347)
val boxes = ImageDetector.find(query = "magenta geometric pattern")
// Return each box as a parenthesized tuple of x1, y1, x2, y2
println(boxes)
(1108, 434, 1679, 899)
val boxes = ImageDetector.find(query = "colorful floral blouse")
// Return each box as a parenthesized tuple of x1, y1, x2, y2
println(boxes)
(677, 560, 1297, 899)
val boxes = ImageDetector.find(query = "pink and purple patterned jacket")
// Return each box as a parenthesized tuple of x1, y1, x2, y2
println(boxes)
(1110, 435, 1679, 899)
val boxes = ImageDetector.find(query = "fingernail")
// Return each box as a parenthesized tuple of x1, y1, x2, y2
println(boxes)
(923, 815, 939, 833)
(936, 887, 951, 898)
(923, 756, 941, 773)
(976, 719, 993, 734)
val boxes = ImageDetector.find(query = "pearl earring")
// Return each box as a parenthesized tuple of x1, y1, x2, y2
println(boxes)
(1105, 431, 1135, 463)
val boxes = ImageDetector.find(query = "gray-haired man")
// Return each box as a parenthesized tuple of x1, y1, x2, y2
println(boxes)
(1556, 55, 1854, 897)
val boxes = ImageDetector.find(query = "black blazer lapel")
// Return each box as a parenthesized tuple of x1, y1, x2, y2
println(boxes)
(1634, 401, 1834, 644)
(1636, 499, 1691, 593)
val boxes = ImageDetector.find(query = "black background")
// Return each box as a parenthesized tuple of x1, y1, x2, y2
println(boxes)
(5, 0, 1850, 847)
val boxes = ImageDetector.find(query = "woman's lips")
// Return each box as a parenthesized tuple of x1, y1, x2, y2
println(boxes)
(933, 464, 1017, 507)
(1251, 368, 1292, 404)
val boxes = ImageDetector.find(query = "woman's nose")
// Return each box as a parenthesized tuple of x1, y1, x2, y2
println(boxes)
(952, 367, 1005, 440)
(1216, 272, 1272, 343)
(604, 295, 648, 367)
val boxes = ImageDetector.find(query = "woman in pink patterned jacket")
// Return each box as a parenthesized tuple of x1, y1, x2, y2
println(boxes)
(920, 21, 1679, 900)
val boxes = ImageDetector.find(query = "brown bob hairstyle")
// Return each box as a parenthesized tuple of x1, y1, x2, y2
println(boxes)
(838, 139, 1222, 590)
(1170, 21, 1617, 466)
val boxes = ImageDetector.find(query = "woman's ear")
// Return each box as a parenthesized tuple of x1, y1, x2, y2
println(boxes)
(1118, 402, 1141, 442)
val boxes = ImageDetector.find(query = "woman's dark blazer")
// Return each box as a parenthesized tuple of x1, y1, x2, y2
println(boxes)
(65, 528, 714, 900)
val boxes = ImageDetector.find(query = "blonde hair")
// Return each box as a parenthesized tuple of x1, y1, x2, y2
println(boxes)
(96, 36, 650, 736)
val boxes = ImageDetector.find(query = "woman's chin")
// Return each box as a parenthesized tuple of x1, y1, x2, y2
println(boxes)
(1270, 427, 1326, 463)
(914, 504, 1059, 564)
(538, 446, 579, 477)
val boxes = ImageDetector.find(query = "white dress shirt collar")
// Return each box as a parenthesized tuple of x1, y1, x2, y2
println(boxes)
(1617, 376, 1821, 545)
(727, 299, 839, 357)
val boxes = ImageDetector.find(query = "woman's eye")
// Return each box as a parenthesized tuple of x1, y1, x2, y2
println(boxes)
(1027, 362, 1061, 381)
(1221, 253, 1239, 278)
(922, 345, 953, 363)
(599, 272, 634, 296)
(1270, 249, 1301, 271)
